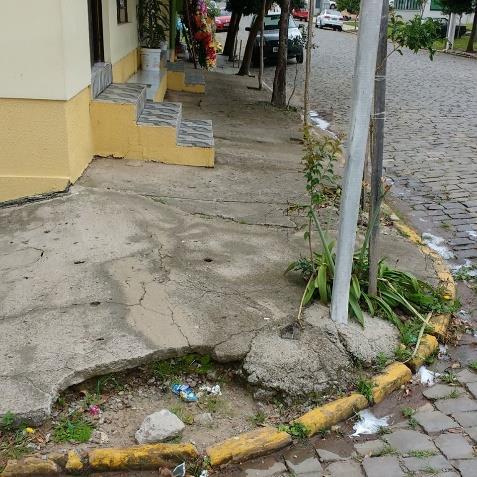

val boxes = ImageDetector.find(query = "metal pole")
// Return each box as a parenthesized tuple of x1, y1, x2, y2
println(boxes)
(259, 0, 266, 89)
(330, 0, 384, 324)
(238, 40, 243, 69)
(304, 0, 315, 125)
(368, 0, 389, 296)
(446, 13, 456, 51)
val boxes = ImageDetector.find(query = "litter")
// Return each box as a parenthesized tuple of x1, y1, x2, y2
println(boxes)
(350, 409, 390, 437)
(199, 471, 209, 477)
(421, 233, 454, 260)
(171, 384, 198, 402)
(172, 463, 185, 477)
(417, 366, 440, 386)
(199, 384, 222, 396)
(438, 344, 449, 361)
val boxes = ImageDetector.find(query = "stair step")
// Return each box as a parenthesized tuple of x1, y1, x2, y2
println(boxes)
(137, 102, 182, 128)
(167, 61, 185, 72)
(94, 83, 147, 119)
(177, 119, 214, 148)
(185, 69, 205, 86)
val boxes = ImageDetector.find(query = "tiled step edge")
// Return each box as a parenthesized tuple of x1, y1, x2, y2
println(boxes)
(137, 102, 182, 128)
(177, 119, 214, 148)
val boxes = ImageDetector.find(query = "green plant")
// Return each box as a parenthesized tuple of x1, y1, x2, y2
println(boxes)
(395, 346, 413, 363)
(469, 361, 477, 371)
(447, 389, 461, 399)
(440, 371, 458, 384)
(137, 0, 169, 49)
(375, 352, 390, 371)
(408, 416, 418, 429)
(401, 407, 415, 418)
(278, 422, 309, 439)
(170, 405, 195, 425)
(249, 411, 266, 426)
(151, 354, 214, 381)
(53, 413, 94, 443)
(203, 397, 226, 415)
(408, 450, 437, 458)
(96, 374, 123, 394)
(453, 264, 477, 283)
(0, 412, 16, 432)
(375, 444, 397, 457)
(356, 377, 375, 403)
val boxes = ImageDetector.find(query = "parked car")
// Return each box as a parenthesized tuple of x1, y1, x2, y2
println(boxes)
(292, 8, 309, 22)
(215, 9, 231, 32)
(316, 9, 344, 30)
(249, 13, 304, 66)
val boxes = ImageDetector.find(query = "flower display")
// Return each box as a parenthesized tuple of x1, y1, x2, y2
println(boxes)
(190, 0, 218, 69)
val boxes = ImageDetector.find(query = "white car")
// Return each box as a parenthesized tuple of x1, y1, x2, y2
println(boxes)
(316, 9, 344, 31)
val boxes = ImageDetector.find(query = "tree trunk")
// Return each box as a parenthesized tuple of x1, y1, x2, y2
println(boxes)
(466, 4, 477, 53)
(271, 0, 291, 107)
(259, 0, 266, 89)
(223, 10, 238, 57)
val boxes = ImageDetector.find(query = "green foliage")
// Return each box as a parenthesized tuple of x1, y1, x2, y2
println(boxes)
(206, 0, 221, 18)
(53, 413, 94, 443)
(440, 371, 458, 384)
(389, 12, 440, 60)
(0, 412, 16, 432)
(469, 361, 477, 371)
(408, 450, 438, 458)
(137, 0, 168, 48)
(170, 405, 195, 425)
(439, 0, 474, 15)
(336, 0, 360, 14)
(249, 411, 266, 426)
(453, 263, 477, 284)
(356, 377, 375, 403)
(401, 407, 415, 418)
(395, 346, 413, 362)
(375, 352, 390, 371)
(96, 374, 123, 395)
(151, 354, 214, 381)
(278, 422, 309, 439)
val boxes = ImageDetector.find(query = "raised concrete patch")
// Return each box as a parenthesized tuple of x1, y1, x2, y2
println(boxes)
(283, 447, 323, 474)
(362, 456, 404, 477)
(422, 384, 464, 400)
(467, 381, 477, 399)
(455, 459, 477, 477)
(354, 440, 386, 457)
(402, 454, 452, 473)
(316, 448, 346, 462)
(325, 460, 364, 477)
(452, 411, 477, 427)
(434, 433, 475, 459)
(435, 397, 477, 415)
(135, 409, 185, 444)
(384, 429, 438, 455)
(465, 426, 477, 442)
(413, 410, 458, 433)
(457, 369, 477, 384)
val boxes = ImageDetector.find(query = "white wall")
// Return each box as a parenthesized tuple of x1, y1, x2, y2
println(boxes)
(397, 1, 475, 23)
(0, 0, 91, 100)
(103, 0, 139, 64)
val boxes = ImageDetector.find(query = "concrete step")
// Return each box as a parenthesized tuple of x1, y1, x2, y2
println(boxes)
(177, 119, 214, 148)
(185, 69, 205, 87)
(93, 83, 147, 119)
(137, 102, 182, 128)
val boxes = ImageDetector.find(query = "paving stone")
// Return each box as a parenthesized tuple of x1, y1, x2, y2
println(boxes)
(239, 457, 289, 476)
(402, 454, 452, 472)
(435, 397, 477, 415)
(384, 429, 438, 455)
(283, 447, 323, 475)
(467, 382, 477, 399)
(414, 410, 458, 433)
(434, 433, 475, 459)
(316, 448, 346, 463)
(362, 456, 404, 477)
(354, 440, 386, 457)
(455, 459, 477, 477)
(452, 411, 477, 427)
(465, 426, 477, 442)
(325, 460, 364, 477)
(422, 384, 465, 400)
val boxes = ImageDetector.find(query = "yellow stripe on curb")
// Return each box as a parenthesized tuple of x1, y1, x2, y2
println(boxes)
(65, 450, 83, 473)
(88, 442, 198, 471)
(372, 362, 412, 404)
(407, 334, 439, 373)
(1, 457, 59, 476)
(206, 427, 292, 467)
(295, 393, 368, 437)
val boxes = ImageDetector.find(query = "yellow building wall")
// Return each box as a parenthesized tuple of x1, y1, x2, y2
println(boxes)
(112, 48, 141, 83)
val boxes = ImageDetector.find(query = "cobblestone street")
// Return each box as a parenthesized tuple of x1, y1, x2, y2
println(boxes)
(264, 29, 477, 264)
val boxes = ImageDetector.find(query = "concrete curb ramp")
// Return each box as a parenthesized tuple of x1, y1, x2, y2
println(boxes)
(1, 218, 456, 475)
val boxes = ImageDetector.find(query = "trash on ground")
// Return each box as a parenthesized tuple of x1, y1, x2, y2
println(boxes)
(418, 366, 440, 386)
(173, 463, 186, 477)
(199, 384, 222, 396)
(171, 384, 198, 402)
(422, 233, 454, 260)
(438, 344, 449, 361)
(350, 409, 390, 437)
(199, 471, 209, 477)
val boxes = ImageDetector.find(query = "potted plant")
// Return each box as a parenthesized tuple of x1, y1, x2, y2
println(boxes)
(137, 0, 169, 71)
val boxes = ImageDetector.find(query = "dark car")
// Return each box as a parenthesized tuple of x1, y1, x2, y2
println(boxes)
(248, 13, 304, 66)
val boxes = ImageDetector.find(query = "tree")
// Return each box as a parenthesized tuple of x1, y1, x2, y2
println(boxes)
(271, 0, 291, 107)
(335, 0, 360, 14)
(439, 0, 473, 16)
(467, 2, 477, 52)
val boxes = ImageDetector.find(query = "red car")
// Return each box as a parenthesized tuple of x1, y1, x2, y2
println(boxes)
(292, 8, 309, 21)
(215, 10, 231, 32)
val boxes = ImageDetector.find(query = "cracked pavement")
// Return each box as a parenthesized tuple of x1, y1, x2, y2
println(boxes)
(0, 72, 439, 423)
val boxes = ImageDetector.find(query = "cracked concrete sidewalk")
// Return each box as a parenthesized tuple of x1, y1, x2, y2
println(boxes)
(0, 72, 438, 423)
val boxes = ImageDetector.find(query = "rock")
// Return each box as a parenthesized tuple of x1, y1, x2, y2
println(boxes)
(90, 430, 109, 445)
(195, 412, 213, 426)
(135, 409, 185, 444)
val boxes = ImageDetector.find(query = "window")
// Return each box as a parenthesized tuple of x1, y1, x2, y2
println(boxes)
(117, 0, 128, 23)
(430, 0, 442, 11)
(394, 0, 421, 10)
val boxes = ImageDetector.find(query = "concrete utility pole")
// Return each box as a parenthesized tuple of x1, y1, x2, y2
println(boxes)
(330, 0, 384, 324)
(368, 0, 389, 295)
(446, 12, 457, 51)
(304, 0, 315, 125)
(259, 0, 266, 89)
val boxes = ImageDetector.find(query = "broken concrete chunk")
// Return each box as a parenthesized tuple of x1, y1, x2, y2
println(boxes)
(135, 409, 185, 444)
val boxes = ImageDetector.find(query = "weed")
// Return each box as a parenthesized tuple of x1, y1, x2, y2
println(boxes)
(317, 428, 329, 438)
(249, 411, 266, 426)
(447, 389, 460, 399)
(395, 346, 413, 362)
(377, 426, 391, 435)
(375, 352, 390, 371)
(203, 397, 226, 415)
(440, 221, 451, 229)
(375, 445, 397, 456)
(453, 264, 477, 283)
(53, 413, 94, 443)
(96, 374, 123, 394)
(357, 377, 375, 403)
(440, 371, 458, 384)
(469, 361, 477, 371)
(408, 417, 418, 429)
(278, 422, 309, 439)
(408, 450, 437, 458)
(151, 354, 214, 382)
(424, 349, 438, 366)
(0, 412, 16, 432)
(170, 405, 194, 425)
(401, 407, 415, 418)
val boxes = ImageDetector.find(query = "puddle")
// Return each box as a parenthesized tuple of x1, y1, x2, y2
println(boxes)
(422, 233, 454, 260)
(309, 111, 337, 138)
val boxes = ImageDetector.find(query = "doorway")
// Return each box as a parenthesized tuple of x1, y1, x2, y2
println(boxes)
(88, 0, 105, 65)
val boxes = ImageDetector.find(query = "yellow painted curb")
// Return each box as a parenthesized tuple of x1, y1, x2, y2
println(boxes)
(295, 393, 368, 437)
(206, 427, 291, 467)
(1, 457, 60, 476)
(65, 450, 83, 473)
(88, 442, 198, 471)
(372, 362, 412, 404)
(407, 333, 439, 373)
